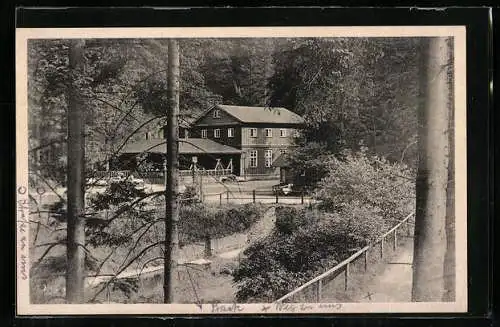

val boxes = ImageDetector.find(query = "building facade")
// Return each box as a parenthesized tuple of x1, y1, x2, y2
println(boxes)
(187, 105, 304, 179)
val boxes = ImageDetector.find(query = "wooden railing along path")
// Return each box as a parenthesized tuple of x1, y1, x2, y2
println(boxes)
(275, 212, 415, 303)
(202, 189, 315, 206)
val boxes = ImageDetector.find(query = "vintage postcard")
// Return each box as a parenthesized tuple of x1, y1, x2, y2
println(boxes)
(16, 26, 467, 315)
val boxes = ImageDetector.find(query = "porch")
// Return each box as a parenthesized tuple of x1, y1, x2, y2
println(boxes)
(102, 138, 242, 183)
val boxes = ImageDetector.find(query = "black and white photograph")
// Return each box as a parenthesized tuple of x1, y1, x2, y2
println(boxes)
(15, 26, 467, 314)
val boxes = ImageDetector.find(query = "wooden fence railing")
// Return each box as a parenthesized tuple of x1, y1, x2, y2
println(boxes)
(201, 189, 315, 206)
(274, 212, 415, 303)
(93, 168, 233, 179)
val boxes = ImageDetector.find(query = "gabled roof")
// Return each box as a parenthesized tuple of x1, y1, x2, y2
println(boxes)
(217, 105, 305, 124)
(190, 104, 305, 126)
(120, 138, 242, 155)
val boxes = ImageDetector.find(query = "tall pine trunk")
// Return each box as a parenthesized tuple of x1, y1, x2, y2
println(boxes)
(443, 37, 456, 302)
(164, 39, 180, 303)
(66, 39, 86, 303)
(412, 37, 452, 301)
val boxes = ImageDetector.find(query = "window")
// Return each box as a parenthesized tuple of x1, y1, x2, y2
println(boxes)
(184, 129, 189, 139)
(228, 128, 234, 138)
(249, 150, 258, 167)
(214, 129, 221, 138)
(213, 109, 220, 118)
(280, 129, 287, 137)
(265, 128, 272, 137)
(265, 149, 273, 168)
(250, 128, 257, 138)
(293, 129, 301, 138)
(201, 129, 207, 138)
(280, 149, 287, 155)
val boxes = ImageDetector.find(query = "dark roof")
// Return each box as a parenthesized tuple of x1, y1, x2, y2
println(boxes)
(161, 117, 194, 130)
(272, 153, 291, 167)
(120, 138, 242, 155)
(217, 105, 304, 124)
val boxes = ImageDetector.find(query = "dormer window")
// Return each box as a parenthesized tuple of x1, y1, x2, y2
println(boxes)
(213, 109, 220, 118)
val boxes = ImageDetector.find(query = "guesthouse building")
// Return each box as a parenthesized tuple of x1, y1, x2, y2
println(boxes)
(117, 104, 304, 180)
(188, 105, 304, 179)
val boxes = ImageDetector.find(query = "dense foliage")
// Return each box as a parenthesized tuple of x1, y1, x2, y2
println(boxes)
(283, 142, 332, 189)
(28, 37, 422, 303)
(314, 147, 415, 221)
(269, 38, 420, 168)
(32, 176, 265, 302)
(233, 149, 415, 302)
(179, 202, 264, 245)
(233, 205, 386, 302)
(29, 37, 420, 186)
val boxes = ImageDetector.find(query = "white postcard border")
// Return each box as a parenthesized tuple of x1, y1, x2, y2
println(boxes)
(16, 25, 468, 315)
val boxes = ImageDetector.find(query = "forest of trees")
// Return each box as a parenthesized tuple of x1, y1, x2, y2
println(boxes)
(27, 37, 457, 305)
(28, 37, 421, 186)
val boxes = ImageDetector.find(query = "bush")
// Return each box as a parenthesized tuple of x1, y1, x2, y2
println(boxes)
(233, 205, 386, 302)
(274, 206, 308, 234)
(233, 149, 412, 302)
(314, 147, 415, 222)
(179, 203, 264, 244)
(286, 142, 333, 189)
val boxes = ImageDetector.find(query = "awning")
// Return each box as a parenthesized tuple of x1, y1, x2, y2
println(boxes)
(120, 138, 242, 155)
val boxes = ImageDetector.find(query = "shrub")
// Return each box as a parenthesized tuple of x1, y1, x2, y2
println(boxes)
(233, 148, 411, 302)
(179, 203, 264, 244)
(274, 206, 308, 234)
(314, 147, 415, 222)
(285, 142, 333, 189)
(233, 205, 386, 302)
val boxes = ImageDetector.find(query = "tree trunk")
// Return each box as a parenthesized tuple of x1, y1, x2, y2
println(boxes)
(66, 39, 86, 303)
(443, 37, 455, 302)
(164, 39, 180, 304)
(411, 37, 451, 302)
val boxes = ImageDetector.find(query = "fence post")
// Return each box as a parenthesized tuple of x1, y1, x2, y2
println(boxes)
(226, 191, 229, 203)
(219, 193, 222, 205)
(317, 280, 322, 302)
(204, 235, 212, 258)
(344, 263, 350, 291)
(380, 239, 384, 258)
(301, 191, 304, 204)
(393, 229, 397, 251)
(253, 190, 256, 203)
(364, 249, 368, 271)
(275, 191, 279, 204)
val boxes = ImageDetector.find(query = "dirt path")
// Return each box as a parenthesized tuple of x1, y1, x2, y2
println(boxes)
(318, 236, 414, 303)
(354, 239, 413, 302)
(215, 206, 276, 260)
